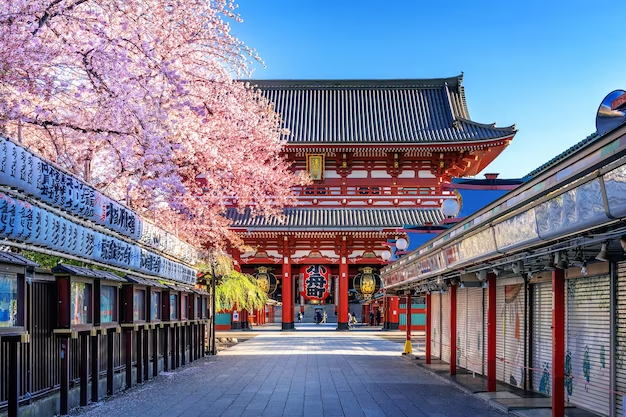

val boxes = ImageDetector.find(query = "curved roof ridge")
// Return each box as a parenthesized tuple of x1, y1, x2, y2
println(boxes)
(457, 117, 517, 132)
(247, 75, 464, 89)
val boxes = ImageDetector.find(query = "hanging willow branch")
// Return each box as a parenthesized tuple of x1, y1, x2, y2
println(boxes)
(215, 271, 268, 312)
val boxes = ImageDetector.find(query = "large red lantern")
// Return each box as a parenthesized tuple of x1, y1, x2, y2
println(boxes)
(299, 265, 330, 301)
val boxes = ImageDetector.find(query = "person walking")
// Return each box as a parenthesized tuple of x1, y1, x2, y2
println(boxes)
(298, 311, 303, 323)
(315, 310, 322, 325)
(322, 311, 327, 323)
(369, 310, 374, 326)
(348, 312, 353, 329)
(375, 309, 381, 326)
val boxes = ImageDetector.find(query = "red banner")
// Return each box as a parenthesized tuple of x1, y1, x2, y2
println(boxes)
(299, 265, 331, 301)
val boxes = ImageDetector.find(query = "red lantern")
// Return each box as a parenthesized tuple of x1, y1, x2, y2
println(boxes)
(299, 265, 330, 301)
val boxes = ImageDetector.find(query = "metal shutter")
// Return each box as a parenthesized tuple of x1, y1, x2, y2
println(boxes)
(565, 275, 610, 416)
(617, 262, 626, 415)
(496, 284, 505, 382)
(496, 282, 526, 388)
(431, 292, 441, 359)
(531, 281, 553, 396)
(504, 283, 525, 389)
(441, 291, 451, 363)
(466, 287, 484, 375)
(457, 287, 467, 370)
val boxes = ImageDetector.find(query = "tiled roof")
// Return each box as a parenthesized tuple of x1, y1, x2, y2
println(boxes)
(125, 274, 167, 288)
(525, 133, 599, 178)
(52, 264, 126, 281)
(226, 208, 444, 229)
(251, 76, 516, 144)
(0, 252, 39, 267)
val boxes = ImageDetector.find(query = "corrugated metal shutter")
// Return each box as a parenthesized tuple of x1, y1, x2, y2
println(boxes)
(496, 281, 526, 388)
(565, 275, 610, 415)
(504, 283, 526, 389)
(617, 262, 626, 415)
(431, 292, 441, 359)
(466, 287, 484, 375)
(441, 291, 451, 363)
(457, 287, 467, 370)
(531, 281, 553, 396)
(496, 284, 505, 382)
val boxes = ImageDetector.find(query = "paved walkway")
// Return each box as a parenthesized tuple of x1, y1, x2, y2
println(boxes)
(70, 328, 507, 417)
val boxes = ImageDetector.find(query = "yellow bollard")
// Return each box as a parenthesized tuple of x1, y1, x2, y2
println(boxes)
(403, 339, 413, 355)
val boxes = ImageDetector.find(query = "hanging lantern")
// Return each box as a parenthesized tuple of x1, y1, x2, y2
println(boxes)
(299, 265, 331, 301)
(254, 266, 277, 295)
(353, 267, 381, 300)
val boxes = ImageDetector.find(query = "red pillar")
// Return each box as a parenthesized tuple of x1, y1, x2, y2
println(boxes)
(552, 268, 565, 416)
(426, 292, 431, 364)
(282, 236, 294, 330)
(338, 237, 349, 331)
(389, 296, 399, 330)
(405, 293, 412, 340)
(450, 284, 457, 375)
(487, 273, 497, 391)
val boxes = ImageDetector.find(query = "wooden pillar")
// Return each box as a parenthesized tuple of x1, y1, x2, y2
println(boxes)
(426, 292, 432, 364)
(450, 284, 457, 376)
(91, 332, 99, 403)
(190, 323, 195, 363)
(143, 328, 149, 380)
(163, 326, 169, 371)
(487, 273, 497, 391)
(174, 326, 179, 369)
(107, 330, 114, 396)
(152, 327, 159, 377)
(80, 332, 88, 406)
(201, 322, 206, 357)
(136, 329, 143, 384)
(60, 336, 70, 415)
(125, 330, 132, 389)
(282, 236, 294, 330)
(552, 268, 565, 417)
(389, 296, 399, 330)
(338, 236, 349, 331)
(181, 324, 186, 366)
(7, 339, 20, 417)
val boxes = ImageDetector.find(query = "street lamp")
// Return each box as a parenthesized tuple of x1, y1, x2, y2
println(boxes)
(209, 256, 218, 355)
(395, 237, 408, 251)
(381, 250, 392, 261)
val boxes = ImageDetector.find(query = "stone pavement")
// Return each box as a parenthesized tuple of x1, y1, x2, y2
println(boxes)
(70, 326, 508, 417)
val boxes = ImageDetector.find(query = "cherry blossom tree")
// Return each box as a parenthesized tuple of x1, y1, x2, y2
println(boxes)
(0, 0, 306, 248)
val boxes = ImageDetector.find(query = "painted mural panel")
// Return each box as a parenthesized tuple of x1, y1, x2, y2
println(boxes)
(535, 179, 608, 240)
(493, 209, 540, 252)
(603, 162, 626, 218)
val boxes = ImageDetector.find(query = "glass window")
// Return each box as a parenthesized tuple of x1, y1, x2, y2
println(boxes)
(0, 274, 18, 327)
(133, 289, 146, 321)
(100, 285, 117, 323)
(169, 294, 178, 320)
(151, 291, 161, 320)
(181, 295, 188, 320)
(195, 297, 200, 318)
(202, 298, 207, 318)
(71, 281, 92, 325)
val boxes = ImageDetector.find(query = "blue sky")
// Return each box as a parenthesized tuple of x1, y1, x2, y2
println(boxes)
(231, 0, 626, 178)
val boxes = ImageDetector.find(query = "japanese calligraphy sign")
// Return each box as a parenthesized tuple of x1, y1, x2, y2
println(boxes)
(0, 136, 198, 266)
(299, 265, 330, 301)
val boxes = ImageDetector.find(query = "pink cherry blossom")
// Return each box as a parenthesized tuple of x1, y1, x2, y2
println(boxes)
(0, 0, 308, 249)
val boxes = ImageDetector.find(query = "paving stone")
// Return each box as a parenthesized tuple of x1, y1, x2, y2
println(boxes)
(69, 330, 509, 417)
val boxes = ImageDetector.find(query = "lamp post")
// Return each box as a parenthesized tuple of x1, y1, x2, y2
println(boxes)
(209, 258, 218, 355)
